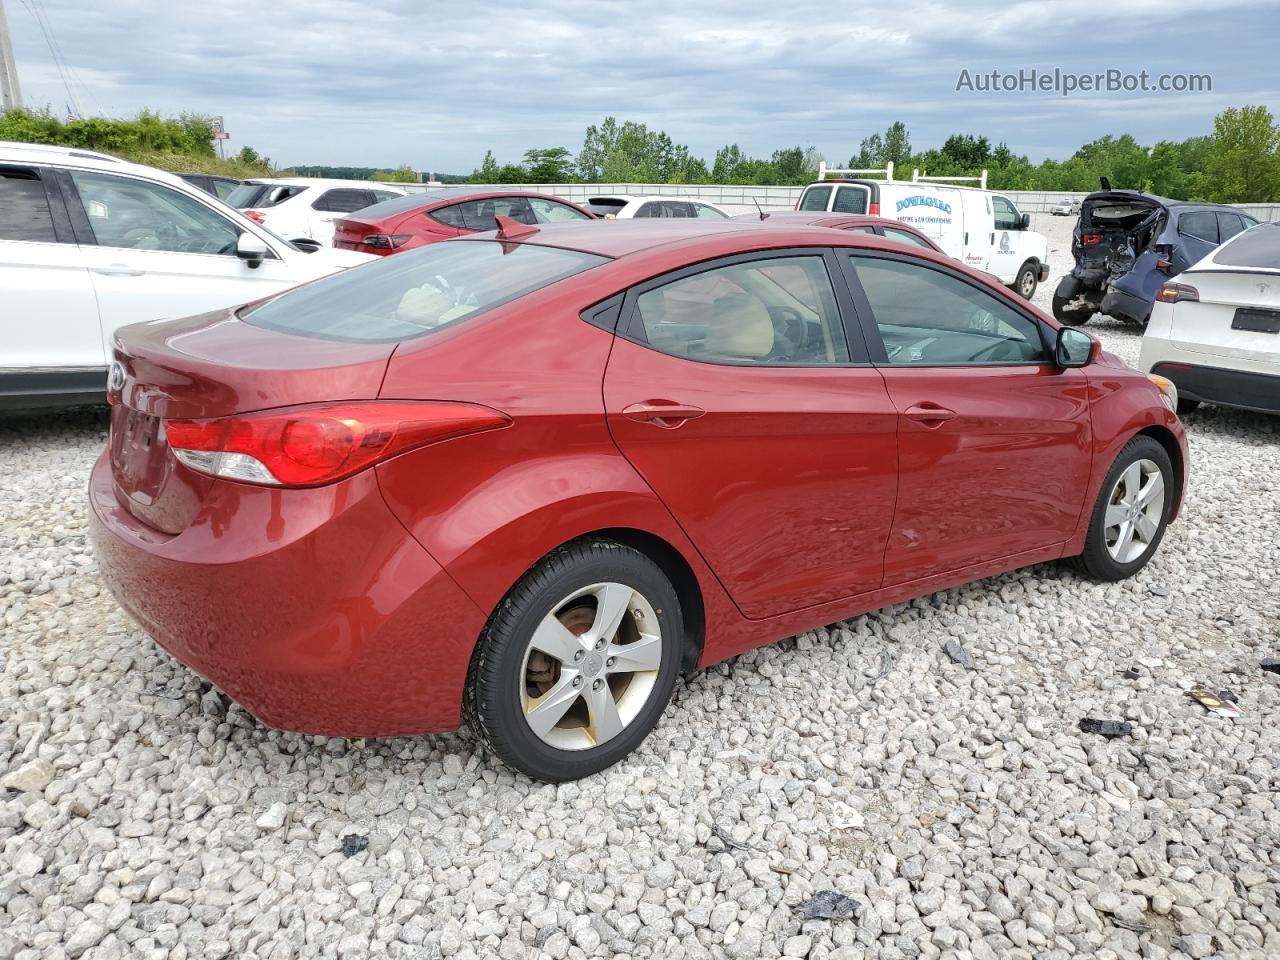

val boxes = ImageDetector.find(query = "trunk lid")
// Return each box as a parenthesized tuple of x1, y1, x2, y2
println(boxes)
(332, 216, 382, 251)
(109, 307, 396, 534)
(1168, 269, 1280, 360)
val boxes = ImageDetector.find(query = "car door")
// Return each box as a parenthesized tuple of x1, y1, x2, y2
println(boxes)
(59, 168, 302, 354)
(0, 164, 103, 374)
(986, 195, 1024, 282)
(603, 250, 898, 619)
(1173, 211, 1219, 271)
(842, 251, 1092, 584)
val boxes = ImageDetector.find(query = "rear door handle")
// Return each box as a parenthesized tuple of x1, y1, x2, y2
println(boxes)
(93, 264, 146, 277)
(622, 401, 705, 428)
(904, 403, 956, 426)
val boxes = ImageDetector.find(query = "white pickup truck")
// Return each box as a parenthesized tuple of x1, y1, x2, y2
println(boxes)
(796, 163, 1050, 299)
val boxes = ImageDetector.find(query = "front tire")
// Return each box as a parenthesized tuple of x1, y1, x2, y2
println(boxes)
(463, 539, 684, 782)
(1072, 436, 1173, 581)
(1013, 261, 1039, 300)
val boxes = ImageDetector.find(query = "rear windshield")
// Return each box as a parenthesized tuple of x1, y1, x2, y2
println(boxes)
(587, 198, 627, 217)
(798, 186, 831, 211)
(242, 240, 609, 342)
(1211, 222, 1279, 269)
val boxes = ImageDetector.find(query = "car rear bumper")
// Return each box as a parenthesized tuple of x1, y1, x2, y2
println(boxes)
(88, 452, 488, 737)
(1150, 361, 1280, 414)
(1100, 286, 1152, 324)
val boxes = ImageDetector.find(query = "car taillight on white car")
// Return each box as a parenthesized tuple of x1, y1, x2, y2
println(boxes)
(1156, 282, 1199, 304)
(166, 401, 510, 487)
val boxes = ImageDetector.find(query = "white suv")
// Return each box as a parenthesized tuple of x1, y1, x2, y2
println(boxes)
(227, 178, 408, 246)
(0, 142, 375, 411)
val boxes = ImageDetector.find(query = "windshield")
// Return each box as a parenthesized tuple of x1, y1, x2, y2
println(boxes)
(243, 240, 609, 342)
(227, 183, 307, 209)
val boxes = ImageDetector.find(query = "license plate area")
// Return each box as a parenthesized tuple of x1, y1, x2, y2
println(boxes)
(1232, 307, 1280, 335)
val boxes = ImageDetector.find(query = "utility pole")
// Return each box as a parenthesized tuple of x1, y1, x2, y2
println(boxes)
(0, 0, 22, 111)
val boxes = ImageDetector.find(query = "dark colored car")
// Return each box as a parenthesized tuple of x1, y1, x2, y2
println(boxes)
(177, 173, 241, 202)
(332, 189, 595, 254)
(90, 219, 1187, 781)
(1053, 189, 1258, 326)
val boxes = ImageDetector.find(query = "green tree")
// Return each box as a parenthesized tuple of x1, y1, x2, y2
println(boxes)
(522, 147, 574, 182)
(1205, 105, 1280, 202)
(470, 149, 502, 183)
(371, 164, 419, 183)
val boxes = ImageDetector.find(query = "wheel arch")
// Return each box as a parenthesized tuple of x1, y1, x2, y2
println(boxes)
(1136, 424, 1186, 519)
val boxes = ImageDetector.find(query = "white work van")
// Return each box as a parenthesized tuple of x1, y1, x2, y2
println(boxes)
(796, 163, 1050, 298)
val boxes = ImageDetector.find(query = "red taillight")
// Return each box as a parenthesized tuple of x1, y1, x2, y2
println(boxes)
(1156, 282, 1199, 304)
(1156, 258, 1172, 270)
(244, 210, 266, 223)
(1081, 233, 1102, 247)
(360, 234, 412, 250)
(165, 401, 510, 487)
(868, 202, 880, 216)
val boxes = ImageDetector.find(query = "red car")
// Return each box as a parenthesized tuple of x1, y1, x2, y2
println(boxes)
(90, 218, 1188, 782)
(332, 188, 595, 254)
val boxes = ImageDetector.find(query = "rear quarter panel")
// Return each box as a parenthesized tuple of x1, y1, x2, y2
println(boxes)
(373, 278, 742, 657)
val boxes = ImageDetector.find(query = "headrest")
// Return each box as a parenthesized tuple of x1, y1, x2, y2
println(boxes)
(704, 292, 774, 359)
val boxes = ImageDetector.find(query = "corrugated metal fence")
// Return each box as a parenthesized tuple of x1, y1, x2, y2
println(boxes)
(387, 181, 1280, 221)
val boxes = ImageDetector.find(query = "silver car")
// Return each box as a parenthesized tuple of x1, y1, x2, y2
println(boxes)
(1052, 197, 1082, 216)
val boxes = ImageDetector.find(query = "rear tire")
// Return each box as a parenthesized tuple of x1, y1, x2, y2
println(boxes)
(1052, 291, 1094, 325)
(463, 539, 684, 782)
(1071, 436, 1173, 581)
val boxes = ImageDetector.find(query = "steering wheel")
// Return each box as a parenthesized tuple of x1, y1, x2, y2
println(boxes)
(767, 305, 809, 353)
(969, 338, 1025, 363)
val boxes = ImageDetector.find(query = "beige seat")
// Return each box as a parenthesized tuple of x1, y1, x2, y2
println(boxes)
(703, 292, 774, 361)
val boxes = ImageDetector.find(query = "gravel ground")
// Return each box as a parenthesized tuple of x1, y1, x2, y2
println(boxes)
(2, 214, 1279, 960)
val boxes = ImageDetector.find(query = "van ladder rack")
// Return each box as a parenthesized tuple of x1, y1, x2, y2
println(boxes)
(911, 169, 988, 190)
(816, 161, 895, 181)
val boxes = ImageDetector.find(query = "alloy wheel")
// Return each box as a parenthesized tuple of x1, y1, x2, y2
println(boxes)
(1104, 458, 1166, 563)
(519, 582, 663, 751)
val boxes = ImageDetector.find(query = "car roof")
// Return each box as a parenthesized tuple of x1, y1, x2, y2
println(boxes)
(0, 141, 213, 193)
(247, 177, 408, 190)
(588, 195, 720, 205)
(339, 188, 584, 222)
(459, 217, 905, 260)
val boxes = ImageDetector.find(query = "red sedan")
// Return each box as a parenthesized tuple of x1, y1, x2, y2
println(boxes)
(90, 218, 1187, 781)
(332, 188, 595, 254)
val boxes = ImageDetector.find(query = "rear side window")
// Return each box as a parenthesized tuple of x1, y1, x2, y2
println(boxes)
(0, 169, 57, 242)
(851, 256, 1047, 365)
(832, 186, 868, 214)
(1178, 212, 1218, 243)
(798, 186, 831, 211)
(434, 196, 539, 231)
(632, 256, 850, 365)
(313, 189, 377, 213)
(1216, 212, 1248, 242)
(882, 227, 934, 249)
(528, 198, 590, 223)
(211, 179, 239, 201)
(694, 203, 727, 220)
(587, 199, 627, 217)
(243, 241, 608, 342)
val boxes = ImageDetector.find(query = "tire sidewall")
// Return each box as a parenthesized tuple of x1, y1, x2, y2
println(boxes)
(474, 544, 683, 781)
(1016, 264, 1038, 300)
(1083, 437, 1174, 580)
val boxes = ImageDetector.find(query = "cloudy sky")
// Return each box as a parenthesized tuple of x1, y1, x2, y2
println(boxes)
(6, 0, 1277, 174)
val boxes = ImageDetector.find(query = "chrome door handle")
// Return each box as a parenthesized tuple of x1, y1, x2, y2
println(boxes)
(622, 401, 706, 428)
(904, 403, 956, 426)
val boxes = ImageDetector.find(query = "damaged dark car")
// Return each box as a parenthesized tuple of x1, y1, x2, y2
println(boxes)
(1053, 187, 1258, 326)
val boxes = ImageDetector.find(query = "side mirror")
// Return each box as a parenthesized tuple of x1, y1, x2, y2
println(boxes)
(236, 232, 268, 269)
(1019, 212, 1031, 230)
(1055, 327, 1096, 367)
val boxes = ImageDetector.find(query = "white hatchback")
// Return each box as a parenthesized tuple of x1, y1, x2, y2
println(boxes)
(0, 143, 375, 411)
(1140, 222, 1280, 415)
(228, 178, 408, 246)
(585, 195, 730, 220)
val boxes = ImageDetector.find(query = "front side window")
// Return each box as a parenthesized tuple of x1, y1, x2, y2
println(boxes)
(832, 186, 868, 214)
(633, 256, 850, 365)
(993, 196, 1021, 230)
(244, 240, 607, 342)
(1178, 212, 1218, 243)
(851, 256, 1047, 365)
(634, 202, 662, 218)
(69, 171, 240, 255)
(441, 197, 538, 231)
(0, 169, 58, 242)
(798, 185, 831, 211)
(527, 198, 589, 223)
(313, 189, 376, 213)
